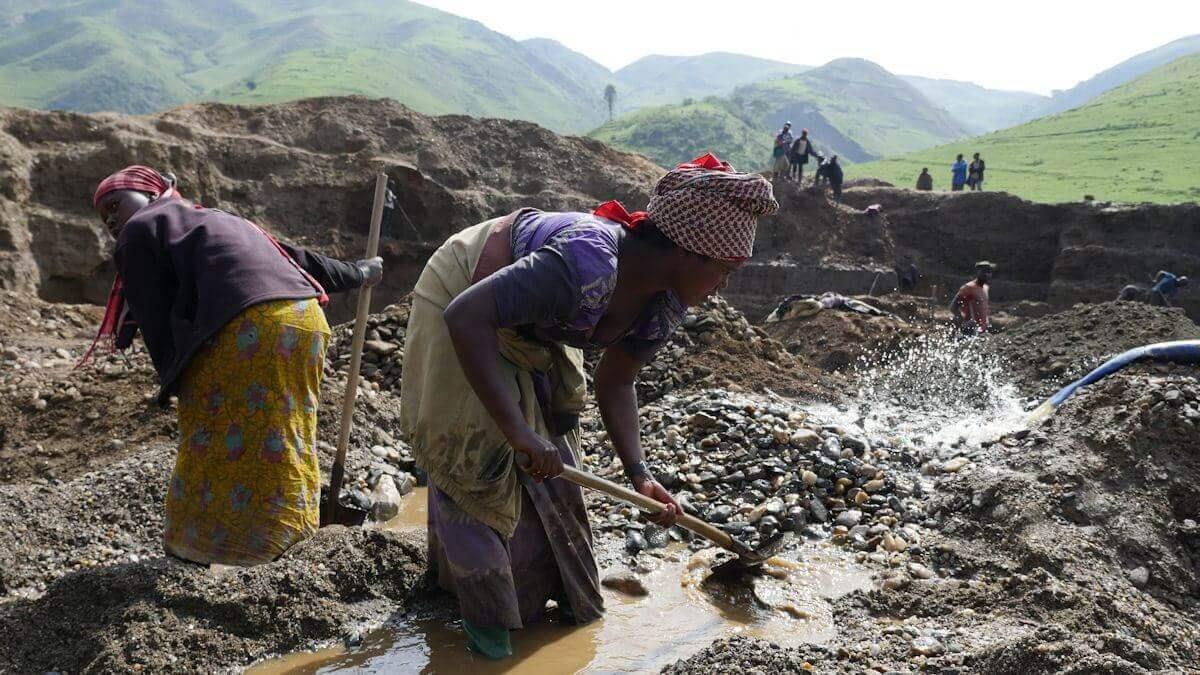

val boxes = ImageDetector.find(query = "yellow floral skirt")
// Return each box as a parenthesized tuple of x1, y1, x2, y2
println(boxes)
(164, 298, 330, 566)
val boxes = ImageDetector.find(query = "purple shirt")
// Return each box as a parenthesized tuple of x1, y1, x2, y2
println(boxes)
(486, 211, 686, 361)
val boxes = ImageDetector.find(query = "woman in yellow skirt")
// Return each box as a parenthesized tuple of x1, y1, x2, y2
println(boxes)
(87, 166, 383, 566)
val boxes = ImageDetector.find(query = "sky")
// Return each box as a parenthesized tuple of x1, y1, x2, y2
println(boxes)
(417, 0, 1199, 94)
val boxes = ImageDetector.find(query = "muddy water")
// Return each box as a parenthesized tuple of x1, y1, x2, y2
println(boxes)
(252, 489, 870, 674)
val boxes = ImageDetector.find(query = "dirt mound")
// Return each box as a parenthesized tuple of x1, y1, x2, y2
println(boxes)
(992, 300, 1200, 396)
(0, 526, 426, 673)
(0, 97, 661, 311)
(762, 300, 927, 372)
(629, 295, 841, 404)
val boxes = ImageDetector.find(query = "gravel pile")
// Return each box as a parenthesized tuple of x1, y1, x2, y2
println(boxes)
(583, 390, 930, 568)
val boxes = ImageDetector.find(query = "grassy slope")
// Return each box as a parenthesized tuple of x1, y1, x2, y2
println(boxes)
(0, 0, 609, 131)
(589, 98, 770, 171)
(902, 76, 1047, 134)
(591, 58, 969, 171)
(850, 54, 1200, 204)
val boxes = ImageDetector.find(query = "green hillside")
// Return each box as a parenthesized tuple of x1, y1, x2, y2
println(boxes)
(0, 0, 610, 132)
(591, 58, 969, 171)
(614, 52, 808, 113)
(590, 98, 770, 171)
(902, 76, 1047, 134)
(850, 54, 1200, 204)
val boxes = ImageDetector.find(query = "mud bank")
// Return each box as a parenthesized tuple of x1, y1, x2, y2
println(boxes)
(0, 527, 426, 673)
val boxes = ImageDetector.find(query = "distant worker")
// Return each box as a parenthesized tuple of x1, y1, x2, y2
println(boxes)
(772, 122, 794, 180)
(951, 154, 968, 192)
(968, 153, 986, 191)
(950, 261, 994, 335)
(821, 155, 844, 203)
(788, 129, 822, 183)
(1118, 270, 1190, 306)
(1150, 270, 1189, 306)
(916, 167, 933, 191)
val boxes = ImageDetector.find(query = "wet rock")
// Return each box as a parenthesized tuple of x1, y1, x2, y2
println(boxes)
(909, 562, 935, 579)
(602, 570, 649, 597)
(942, 457, 970, 473)
(393, 472, 416, 496)
(625, 530, 648, 553)
(808, 500, 829, 523)
(836, 510, 863, 528)
(369, 478, 401, 521)
(910, 636, 945, 657)
(790, 429, 821, 449)
(1129, 566, 1150, 588)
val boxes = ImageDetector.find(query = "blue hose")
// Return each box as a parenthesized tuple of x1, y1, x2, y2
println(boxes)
(1027, 340, 1200, 424)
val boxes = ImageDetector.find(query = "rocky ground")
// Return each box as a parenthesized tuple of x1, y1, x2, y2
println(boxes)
(2, 289, 1200, 673)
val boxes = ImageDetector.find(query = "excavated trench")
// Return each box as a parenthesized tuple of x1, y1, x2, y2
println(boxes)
(2, 99, 1200, 672)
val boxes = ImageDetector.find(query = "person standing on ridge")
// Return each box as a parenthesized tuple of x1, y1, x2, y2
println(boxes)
(822, 155, 844, 203)
(916, 167, 933, 191)
(772, 122, 794, 180)
(788, 129, 822, 184)
(951, 154, 968, 192)
(950, 261, 994, 336)
(968, 153, 986, 191)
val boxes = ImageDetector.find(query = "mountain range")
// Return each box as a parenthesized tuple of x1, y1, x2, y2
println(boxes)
(590, 58, 970, 171)
(0, 1, 1197, 203)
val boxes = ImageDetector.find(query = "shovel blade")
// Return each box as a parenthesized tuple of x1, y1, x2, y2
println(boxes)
(709, 531, 787, 578)
(319, 492, 368, 528)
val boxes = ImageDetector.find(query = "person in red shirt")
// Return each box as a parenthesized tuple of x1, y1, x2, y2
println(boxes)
(951, 261, 994, 335)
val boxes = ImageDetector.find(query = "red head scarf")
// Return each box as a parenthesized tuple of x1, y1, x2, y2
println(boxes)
(77, 166, 329, 369)
(93, 165, 170, 208)
(593, 152, 777, 261)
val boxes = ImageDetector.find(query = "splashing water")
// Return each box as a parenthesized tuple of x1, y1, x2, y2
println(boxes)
(815, 331, 1028, 450)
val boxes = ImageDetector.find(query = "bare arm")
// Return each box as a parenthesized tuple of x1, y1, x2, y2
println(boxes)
(442, 282, 563, 479)
(595, 342, 680, 526)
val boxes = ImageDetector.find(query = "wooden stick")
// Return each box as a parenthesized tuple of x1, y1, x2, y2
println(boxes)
(327, 173, 389, 518)
(556, 463, 737, 552)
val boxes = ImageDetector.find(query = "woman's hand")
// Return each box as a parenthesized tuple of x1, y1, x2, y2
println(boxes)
(357, 256, 384, 288)
(511, 428, 564, 481)
(633, 475, 680, 527)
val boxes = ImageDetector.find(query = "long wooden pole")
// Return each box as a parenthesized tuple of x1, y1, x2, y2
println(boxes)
(327, 173, 388, 519)
(516, 453, 741, 554)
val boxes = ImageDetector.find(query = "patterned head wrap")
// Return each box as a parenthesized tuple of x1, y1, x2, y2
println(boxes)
(594, 153, 778, 261)
(93, 165, 170, 208)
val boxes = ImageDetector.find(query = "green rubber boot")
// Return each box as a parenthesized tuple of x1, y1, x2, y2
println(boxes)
(463, 621, 512, 660)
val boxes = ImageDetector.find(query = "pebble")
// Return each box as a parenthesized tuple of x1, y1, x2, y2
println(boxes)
(910, 636, 946, 657)
(625, 531, 648, 553)
(942, 457, 970, 473)
(601, 570, 650, 597)
(369, 479, 401, 522)
(909, 563, 935, 579)
(835, 510, 863, 528)
(1128, 566, 1150, 588)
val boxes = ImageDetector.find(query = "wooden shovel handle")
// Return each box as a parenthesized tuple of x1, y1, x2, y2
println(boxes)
(327, 173, 389, 511)
(548, 462, 736, 552)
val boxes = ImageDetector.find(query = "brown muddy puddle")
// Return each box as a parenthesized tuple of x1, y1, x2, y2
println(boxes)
(251, 487, 871, 674)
